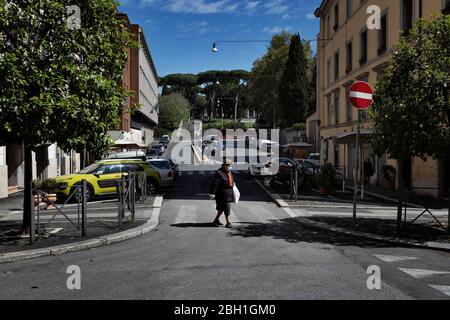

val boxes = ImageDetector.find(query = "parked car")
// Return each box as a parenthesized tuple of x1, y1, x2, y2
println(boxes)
(166, 158, 179, 178)
(53, 159, 161, 201)
(261, 157, 306, 189)
(146, 148, 161, 159)
(147, 159, 174, 187)
(297, 159, 344, 187)
(159, 135, 170, 145)
(306, 153, 320, 163)
(152, 143, 165, 153)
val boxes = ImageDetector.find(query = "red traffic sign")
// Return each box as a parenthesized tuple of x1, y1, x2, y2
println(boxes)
(349, 81, 374, 109)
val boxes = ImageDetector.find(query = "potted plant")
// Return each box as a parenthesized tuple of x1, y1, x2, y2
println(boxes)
(317, 163, 337, 195)
(381, 165, 396, 190)
(33, 178, 58, 209)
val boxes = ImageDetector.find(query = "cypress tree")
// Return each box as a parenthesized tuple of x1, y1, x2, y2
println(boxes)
(279, 34, 310, 127)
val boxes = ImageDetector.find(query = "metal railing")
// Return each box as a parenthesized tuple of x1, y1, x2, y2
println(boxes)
(30, 180, 87, 244)
(396, 187, 450, 235)
(115, 172, 148, 230)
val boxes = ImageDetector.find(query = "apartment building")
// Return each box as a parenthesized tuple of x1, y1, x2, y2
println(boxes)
(314, 0, 449, 196)
(129, 24, 159, 146)
(108, 16, 159, 149)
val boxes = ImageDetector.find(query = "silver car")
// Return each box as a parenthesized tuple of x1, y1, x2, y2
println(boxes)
(147, 159, 173, 187)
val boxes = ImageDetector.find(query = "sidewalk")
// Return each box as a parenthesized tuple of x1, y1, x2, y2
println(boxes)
(0, 195, 157, 255)
(254, 178, 450, 251)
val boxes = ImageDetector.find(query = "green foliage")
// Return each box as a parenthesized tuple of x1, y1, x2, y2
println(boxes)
(159, 73, 199, 105)
(287, 123, 306, 131)
(279, 34, 310, 126)
(316, 163, 336, 188)
(381, 165, 396, 181)
(370, 14, 450, 161)
(202, 119, 253, 131)
(0, 0, 134, 157)
(157, 93, 190, 134)
(33, 178, 58, 193)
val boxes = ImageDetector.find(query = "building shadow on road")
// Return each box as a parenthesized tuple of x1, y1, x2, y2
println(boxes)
(226, 217, 408, 249)
(170, 222, 219, 228)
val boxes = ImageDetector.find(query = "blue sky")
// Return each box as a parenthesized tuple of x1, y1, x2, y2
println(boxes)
(119, 0, 322, 77)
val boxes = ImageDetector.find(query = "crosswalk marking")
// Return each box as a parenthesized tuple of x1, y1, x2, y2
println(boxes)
(373, 254, 419, 263)
(428, 285, 450, 297)
(173, 205, 197, 224)
(250, 205, 279, 222)
(398, 268, 450, 279)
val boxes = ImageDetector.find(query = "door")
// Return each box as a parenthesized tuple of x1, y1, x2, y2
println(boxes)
(93, 164, 123, 194)
(401, 157, 412, 190)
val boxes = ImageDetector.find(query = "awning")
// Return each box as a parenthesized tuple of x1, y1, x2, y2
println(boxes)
(333, 129, 372, 144)
(112, 139, 148, 149)
(283, 142, 313, 148)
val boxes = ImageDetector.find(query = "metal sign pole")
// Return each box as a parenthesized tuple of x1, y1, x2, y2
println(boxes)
(353, 110, 361, 220)
(82, 179, 87, 237)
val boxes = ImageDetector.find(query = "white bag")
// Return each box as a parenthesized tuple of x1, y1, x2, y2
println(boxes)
(232, 184, 240, 204)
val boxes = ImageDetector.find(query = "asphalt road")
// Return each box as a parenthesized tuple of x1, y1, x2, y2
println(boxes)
(0, 169, 449, 299)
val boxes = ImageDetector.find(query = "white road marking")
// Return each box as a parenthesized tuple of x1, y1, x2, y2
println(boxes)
(251, 204, 279, 222)
(373, 254, 419, 263)
(229, 208, 240, 224)
(429, 285, 450, 297)
(187, 171, 194, 175)
(398, 268, 450, 279)
(179, 172, 183, 176)
(281, 207, 307, 218)
(173, 205, 197, 224)
(199, 171, 205, 175)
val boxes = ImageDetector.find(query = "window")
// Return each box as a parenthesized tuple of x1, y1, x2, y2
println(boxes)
(334, 145, 340, 169)
(327, 59, 331, 85)
(327, 96, 333, 125)
(102, 164, 122, 174)
(334, 3, 339, 30)
(402, 0, 413, 32)
(378, 14, 387, 54)
(334, 91, 340, 124)
(346, 0, 352, 18)
(327, 16, 331, 38)
(121, 163, 144, 173)
(360, 30, 367, 65)
(345, 84, 353, 121)
(334, 52, 339, 81)
(444, 0, 450, 14)
(346, 41, 353, 73)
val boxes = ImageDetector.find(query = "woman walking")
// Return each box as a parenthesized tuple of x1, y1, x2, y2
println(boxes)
(209, 159, 235, 228)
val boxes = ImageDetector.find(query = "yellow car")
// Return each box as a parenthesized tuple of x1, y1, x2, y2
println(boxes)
(53, 159, 161, 201)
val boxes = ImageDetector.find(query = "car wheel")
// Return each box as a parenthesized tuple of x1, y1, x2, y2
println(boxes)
(263, 176, 272, 187)
(70, 184, 93, 203)
(146, 179, 158, 195)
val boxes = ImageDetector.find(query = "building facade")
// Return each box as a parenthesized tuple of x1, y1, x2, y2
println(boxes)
(130, 24, 159, 146)
(315, 0, 449, 197)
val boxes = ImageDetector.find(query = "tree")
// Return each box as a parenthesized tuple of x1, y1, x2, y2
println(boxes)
(248, 32, 291, 128)
(159, 73, 199, 106)
(0, 0, 134, 233)
(279, 34, 310, 126)
(157, 93, 190, 134)
(370, 14, 450, 161)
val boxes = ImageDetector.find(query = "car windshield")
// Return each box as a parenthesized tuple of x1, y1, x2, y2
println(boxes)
(149, 161, 171, 169)
(78, 163, 103, 174)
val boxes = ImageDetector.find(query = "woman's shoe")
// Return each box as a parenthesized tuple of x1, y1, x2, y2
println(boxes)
(225, 223, 232, 228)
(213, 220, 223, 226)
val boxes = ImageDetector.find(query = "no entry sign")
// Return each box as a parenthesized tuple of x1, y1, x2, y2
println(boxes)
(349, 81, 374, 109)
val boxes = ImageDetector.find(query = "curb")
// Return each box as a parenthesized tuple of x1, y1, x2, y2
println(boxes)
(254, 177, 450, 253)
(0, 196, 163, 264)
